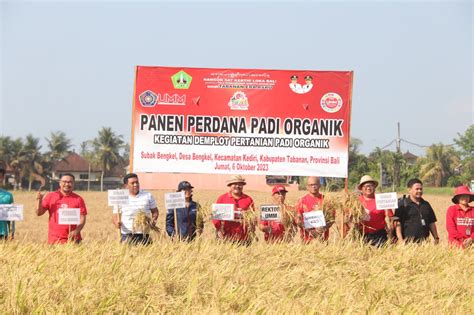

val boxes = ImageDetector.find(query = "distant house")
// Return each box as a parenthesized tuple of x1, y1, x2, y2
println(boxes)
(52, 152, 101, 183)
(403, 151, 418, 166)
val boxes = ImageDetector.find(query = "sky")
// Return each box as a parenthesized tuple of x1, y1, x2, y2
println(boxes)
(1, 0, 472, 156)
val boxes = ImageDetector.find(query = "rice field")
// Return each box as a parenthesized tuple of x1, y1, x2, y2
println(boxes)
(1, 190, 473, 313)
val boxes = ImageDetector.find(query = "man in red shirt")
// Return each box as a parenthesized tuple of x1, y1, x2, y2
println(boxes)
(446, 185, 473, 248)
(357, 175, 393, 246)
(295, 176, 328, 243)
(213, 174, 255, 245)
(259, 185, 296, 242)
(36, 173, 87, 244)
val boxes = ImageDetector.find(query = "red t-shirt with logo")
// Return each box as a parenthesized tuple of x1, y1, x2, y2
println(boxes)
(446, 204, 473, 248)
(296, 193, 328, 242)
(358, 196, 393, 234)
(261, 220, 286, 241)
(41, 190, 87, 244)
(213, 192, 254, 241)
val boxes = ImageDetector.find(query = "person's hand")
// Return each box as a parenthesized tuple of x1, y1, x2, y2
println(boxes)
(114, 221, 122, 229)
(434, 237, 440, 245)
(463, 238, 473, 247)
(68, 229, 79, 239)
(36, 191, 43, 202)
(217, 230, 225, 240)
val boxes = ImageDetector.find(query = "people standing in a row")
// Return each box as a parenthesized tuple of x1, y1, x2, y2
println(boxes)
(36, 173, 87, 244)
(446, 185, 473, 248)
(213, 175, 256, 245)
(0, 167, 15, 240)
(166, 181, 203, 241)
(113, 173, 158, 245)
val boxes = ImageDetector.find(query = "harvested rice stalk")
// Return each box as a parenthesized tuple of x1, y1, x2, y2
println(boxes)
(280, 204, 298, 241)
(339, 192, 366, 240)
(132, 210, 160, 234)
(241, 206, 259, 242)
(321, 193, 341, 226)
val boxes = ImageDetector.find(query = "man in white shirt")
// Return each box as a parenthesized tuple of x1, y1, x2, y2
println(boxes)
(302, 75, 314, 93)
(289, 75, 302, 94)
(113, 173, 159, 245)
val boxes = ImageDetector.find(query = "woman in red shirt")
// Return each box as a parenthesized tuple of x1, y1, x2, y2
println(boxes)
(446, 185, 473, 248)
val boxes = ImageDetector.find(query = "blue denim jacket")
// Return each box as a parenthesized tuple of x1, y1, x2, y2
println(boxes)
(166, 200, 203, 240)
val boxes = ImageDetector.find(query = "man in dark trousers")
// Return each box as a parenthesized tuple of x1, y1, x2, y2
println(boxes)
(395, 178, 440, 244)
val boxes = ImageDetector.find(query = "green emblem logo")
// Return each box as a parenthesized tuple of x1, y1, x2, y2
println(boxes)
(171, 70, 192, 89)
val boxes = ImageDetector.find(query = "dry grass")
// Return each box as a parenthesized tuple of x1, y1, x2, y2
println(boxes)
(1, 190, 473, 313)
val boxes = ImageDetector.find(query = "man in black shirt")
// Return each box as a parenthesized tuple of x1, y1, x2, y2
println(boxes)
(395, 178, 440, 244)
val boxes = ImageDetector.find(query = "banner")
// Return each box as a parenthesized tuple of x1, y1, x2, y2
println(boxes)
(132, 66, 353, 177)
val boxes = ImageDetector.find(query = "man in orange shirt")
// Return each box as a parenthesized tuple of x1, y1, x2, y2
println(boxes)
(296, 176, 328, 243)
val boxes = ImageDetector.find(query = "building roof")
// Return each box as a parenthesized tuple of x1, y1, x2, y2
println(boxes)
(53, 152, 101, 172)
(403, 151, 418, 160)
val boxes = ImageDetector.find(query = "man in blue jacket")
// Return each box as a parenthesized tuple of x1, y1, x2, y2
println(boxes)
(166, 181, 203, 241)
(0, 167, 15, 240)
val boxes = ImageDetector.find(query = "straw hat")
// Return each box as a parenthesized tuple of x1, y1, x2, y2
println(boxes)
(451, 185, 474, 204)
(226, 174, 246, 186)
(357, 175, 379, 190)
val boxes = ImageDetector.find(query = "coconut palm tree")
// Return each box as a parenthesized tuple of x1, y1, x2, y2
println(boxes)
(419, 144, 460, 187)
(92, 127, 124, 191)
(23, 134, 45, 191)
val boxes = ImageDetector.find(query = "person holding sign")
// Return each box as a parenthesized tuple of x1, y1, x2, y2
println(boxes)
(296, 176, 329, 242)
(357, 175, 393, 246)
(0, 167, 15, 240)
(259, 185, 296, 242)
(36, 173, 87, 244)
(166, 181, 203, 241)
(213, 175, 255, 245)
(446, 185, 473, 248)
(113, 173, 158, 245)
(394, 178, 439, 244)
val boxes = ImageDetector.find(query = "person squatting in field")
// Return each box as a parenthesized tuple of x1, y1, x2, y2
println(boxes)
(166, 180, 204, 241)
(259, 185, 297, 243)
(113, 173, 158, 245)
(0, 167, 15, 240)
(295, 176, 332, 243)
(213, 174, 256, 246)
(445, 185, 473, 248)
(395, 178, 440, 244)
(357, 175, 394, 246)
(36, 173, 87, 244)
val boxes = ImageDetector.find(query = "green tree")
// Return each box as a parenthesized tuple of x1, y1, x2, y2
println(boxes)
(92, 127, 124, 191)
(419, 144, 460, 187)
(43, 131, 73, 184)
(453, 125, 474, 184)
(23, 134, 45, 191)
(348, 138, 370, 190)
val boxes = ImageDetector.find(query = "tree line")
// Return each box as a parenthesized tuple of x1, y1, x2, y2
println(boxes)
(0, 127, 127, 190)
(1, 125, 472, 191)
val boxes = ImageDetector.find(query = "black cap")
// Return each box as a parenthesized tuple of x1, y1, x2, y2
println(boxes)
(177, 181, 194, 191)
(304, 75, 312, 80)
(290, 75, 298, 80)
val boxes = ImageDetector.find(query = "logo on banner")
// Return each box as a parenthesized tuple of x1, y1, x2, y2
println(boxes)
(228, 91, 249, 110)
(139, 90, 158, 107)
(320, 92, 343, 113)
(171, 70, 192, 89)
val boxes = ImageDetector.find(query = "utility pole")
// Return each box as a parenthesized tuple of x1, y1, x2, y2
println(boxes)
(393, 122, 401, 190)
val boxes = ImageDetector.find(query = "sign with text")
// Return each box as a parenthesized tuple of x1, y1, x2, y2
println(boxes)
(212, 204, 234, 221)
(375, 192, 398, 210)
(108, 189, 130, 206)
(260, 205, 281, 221)
(0, 204, 24, 221)
(58, 208, 81, 225)
(303, 210, 326, 229)
(131, 66, 353, 177)
(165, 192, 186, 209)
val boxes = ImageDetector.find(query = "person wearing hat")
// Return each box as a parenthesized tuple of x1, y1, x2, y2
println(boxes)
(259, 185, 297, 242)
(295, 176, 330, 243)
(213, 175, 255, 244)
(302, 75, 314, 94)
(113, 173, 158, 245)
(394, 178, 439, 244)
(166, 181, 203, 241)
(357, 175, 394, 246)
(446, 185, 473, 248)
(289, 75, 302, 94)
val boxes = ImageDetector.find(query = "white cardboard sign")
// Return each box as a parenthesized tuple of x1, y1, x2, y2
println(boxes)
(58, 208, 81, 225)
(303, 210, 326, 229)
(212, 204, 234, 221)
(260, 205, 281, 221)
(108, 189, 130, 206)
(165, 192, 186, 209)
(375, 192, 398, 210)
(0, 204, 24, 221)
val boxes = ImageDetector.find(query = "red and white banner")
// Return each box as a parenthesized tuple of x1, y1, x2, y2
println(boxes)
(131, 66, 353, 177)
